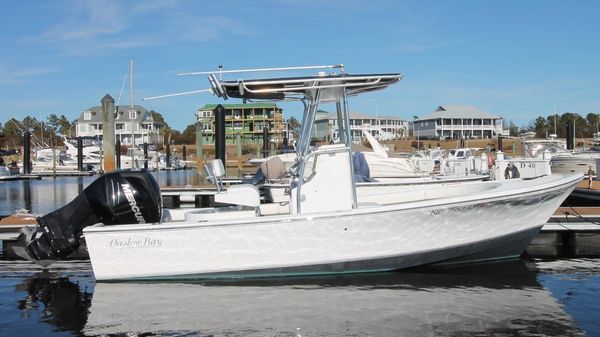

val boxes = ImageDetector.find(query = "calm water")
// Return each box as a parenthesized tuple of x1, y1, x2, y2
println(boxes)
(1, 172, 599, 336)
(0, 170, 203, 217)
(0, 259, 599, 336)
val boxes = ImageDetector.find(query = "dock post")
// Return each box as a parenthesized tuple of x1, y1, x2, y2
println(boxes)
(566, 122, 574, 150)
(77, 137, 83, 171)
(115, 138, 121, 169)
(262, 127, 269, 158)
(166, 143, 171, 168)
(214, 104, 226, 164)
(23, 131, 31, 174)
(497, 136, 503, 152)
(236, 133, 242, 176)
(143, 143, 148, 169)
(101, 94, 116, 172)
(52, 145, 57, 177)
(182, 144, 187, 162)
(196, 123, 204, 173)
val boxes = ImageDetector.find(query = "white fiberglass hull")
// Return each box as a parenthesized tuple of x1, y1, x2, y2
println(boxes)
(551, 153, 600, 174)
(83, 174, 581, 281)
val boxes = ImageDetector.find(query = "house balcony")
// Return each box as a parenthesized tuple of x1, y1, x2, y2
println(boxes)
(437, 124, 494, 128)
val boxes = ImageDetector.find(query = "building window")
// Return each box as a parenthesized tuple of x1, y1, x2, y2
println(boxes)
(84, 111, 92, 120)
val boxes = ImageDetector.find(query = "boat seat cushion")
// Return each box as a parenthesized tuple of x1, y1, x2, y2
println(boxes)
(260, 157, 288, 180)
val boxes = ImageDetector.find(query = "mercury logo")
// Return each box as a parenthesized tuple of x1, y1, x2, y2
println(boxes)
(122, 184, 146, 224)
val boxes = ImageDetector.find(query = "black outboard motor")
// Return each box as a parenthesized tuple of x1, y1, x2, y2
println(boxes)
(20, 170, 162, 261)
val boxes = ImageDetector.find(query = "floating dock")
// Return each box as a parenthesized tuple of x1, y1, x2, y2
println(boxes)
(33, 170, 96, 177)
(526, 207, 600, 257)
(0, 174, 41, 181)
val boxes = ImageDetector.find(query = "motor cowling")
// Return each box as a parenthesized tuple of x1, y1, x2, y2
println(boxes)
(22, 170, 162, 261)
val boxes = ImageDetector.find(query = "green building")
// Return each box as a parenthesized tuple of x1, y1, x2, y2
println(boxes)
(196, 103, 286, 144)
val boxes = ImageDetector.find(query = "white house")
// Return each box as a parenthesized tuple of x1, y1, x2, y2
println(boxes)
(314, 111, 409, 142)
(75, 105, 162, 145)
(414, 105, 506, 140)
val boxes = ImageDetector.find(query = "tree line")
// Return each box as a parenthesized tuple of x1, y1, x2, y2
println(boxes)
(529, 112, 599, 138)
(0, 114, 74, 149)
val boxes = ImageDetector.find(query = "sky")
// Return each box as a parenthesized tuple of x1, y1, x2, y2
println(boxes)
(1, 0, 599, 131)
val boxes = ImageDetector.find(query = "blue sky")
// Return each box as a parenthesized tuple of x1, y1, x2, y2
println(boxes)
(1, 0, 599, 131)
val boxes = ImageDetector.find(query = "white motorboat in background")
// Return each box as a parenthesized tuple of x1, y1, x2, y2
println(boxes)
(522, 135, 599, 175)
(549, 150, 600, 175)
(249, 129, 425, 178)
(18, 65, 581, 281)
(359, 130, 427, 178)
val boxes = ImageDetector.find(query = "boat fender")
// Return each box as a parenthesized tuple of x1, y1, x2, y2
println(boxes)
(504, 163, 520, 179)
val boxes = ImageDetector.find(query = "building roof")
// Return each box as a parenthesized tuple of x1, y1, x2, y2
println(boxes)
(418, 105, 501, 120)
(316, 110, 406, 121)
(198, 103, 279, 110)
(76, 105, 155, 123)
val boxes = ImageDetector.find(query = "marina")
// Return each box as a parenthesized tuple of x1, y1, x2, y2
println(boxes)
(1, 169, 600, 335)
(3, 1, 600, 335)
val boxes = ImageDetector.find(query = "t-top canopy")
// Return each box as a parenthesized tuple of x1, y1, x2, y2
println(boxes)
(209, 73, 403, 102)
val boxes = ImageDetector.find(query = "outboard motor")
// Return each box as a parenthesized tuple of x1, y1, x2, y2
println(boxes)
(20, 170, 162, 262)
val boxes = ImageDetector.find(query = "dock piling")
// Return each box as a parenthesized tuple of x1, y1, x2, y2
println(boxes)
(23, 131, 31, 174)
(214, 104, 226, 164)
(143, 143, 149, 170)
(196, 123, 204, 172)
(101, 94, 116, 172)
(115, 138, 121, 169)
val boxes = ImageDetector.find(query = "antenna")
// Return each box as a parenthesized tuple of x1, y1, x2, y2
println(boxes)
(176, 64, 345, 76)
(142, 89, 213, 101)
(116, 72, 128, 106)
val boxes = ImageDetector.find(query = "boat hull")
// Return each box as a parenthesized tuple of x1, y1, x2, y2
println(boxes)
(83, 174, 580, 281)
(551, 153, 600, 174)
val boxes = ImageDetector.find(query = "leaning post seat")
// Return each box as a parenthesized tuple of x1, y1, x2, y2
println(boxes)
(204, 159, 261, 208)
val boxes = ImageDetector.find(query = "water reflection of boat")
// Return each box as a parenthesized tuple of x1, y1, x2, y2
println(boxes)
(7, 264, 94, 336)
(82, 262, 581, 337)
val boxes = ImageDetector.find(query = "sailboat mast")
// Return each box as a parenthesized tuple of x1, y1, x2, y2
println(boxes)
(553, 102, 557, 135)
(130, 59, 135, 153)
